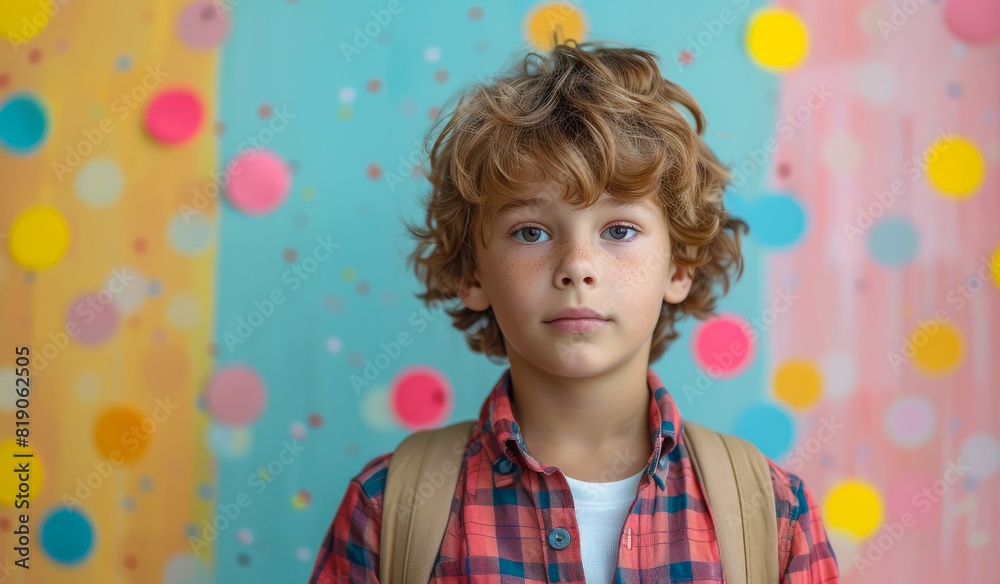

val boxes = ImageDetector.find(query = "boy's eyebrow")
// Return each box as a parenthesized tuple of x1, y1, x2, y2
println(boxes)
(496, 196, 649, 217)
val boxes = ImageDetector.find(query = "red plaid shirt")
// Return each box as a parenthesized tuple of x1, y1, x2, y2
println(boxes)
(309, 367, 841, 583)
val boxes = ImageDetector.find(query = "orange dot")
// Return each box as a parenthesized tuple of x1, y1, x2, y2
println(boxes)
(94, 407, 150, 462)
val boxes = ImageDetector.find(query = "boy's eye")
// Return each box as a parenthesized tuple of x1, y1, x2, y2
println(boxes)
(509, 223, 640, 244)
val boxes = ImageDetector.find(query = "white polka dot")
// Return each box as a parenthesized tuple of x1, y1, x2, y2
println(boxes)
(822, 130, 863, 172)
(960, 433, 999, 481)
(168, 213, 213, 256)
(75, 371, 102, 403)
(326, 337, 343, 353)
(855, 61, 897, 104)
(424, 46, 442, 62)
(296, 547, 311, 561)
(0, 368, 18, 411)
(339, 87, 356, 104)
(107, 266, 146, 315)
(362, 387, 396, 432)
(821, 351, 856, 400)
(75, 156, 124, 208)
(167, 293, 200, 329)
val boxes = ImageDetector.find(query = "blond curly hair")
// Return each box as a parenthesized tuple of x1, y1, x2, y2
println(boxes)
(401, 39, 749, 365)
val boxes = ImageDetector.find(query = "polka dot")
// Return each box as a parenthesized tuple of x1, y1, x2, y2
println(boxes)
(139, 475, 154, 491)
(237, 553, 251, 566)
(773, 359, 823, 410)
(745, 7, 810, 71)
(910, 322, 963, 376)
(959, 433, 999, 481)
(469, 6, 483, 20)
(434, 69, 449, 83)
(106, 266, 146, 315)
(366, 162, 382, 180)
(0, 92, 48, 154)
(362, 387, 396, 432)
(308, 413, 323, 428)
(224, 148, 291, 215)
(145, 88, 205, 145)
(868, 217, 919, 267)
(168, 212, 213, 256)
(820, 351, 856, 400)
(75, 371, 102, 403)
(147, 280, 163, 296)
(237, 528, 253, 544)
(886, 397, 935, 448)
(176, 0, 230, 49)
(75, 157, 125, 208)
(67, 292, 120, 345)
(95, 407, 151, 462)
(822, 131, 862, 172)
(944, 0, 1000, 45)
(167, 293, 200, 329)
(0, 440, 44, 505)
(748, 193, 807, 248)
(338, 105, 352, 120)
(122, 495, 136, 511)
(388, 366, 453, 430)
(525, 1, 587, 50)
(207, 423, 252, 460)
(991, 244, 1000, 290)
(366, 78, 382, 93)
(824, 480, 882, 539)
(41, 507, 93, 565)
(925, 134, 985, 199)
(326, 337, 343, 353)
(690, 313, 755, 379)
(0, 0, 52, 41)
(424, 46, 442, 62)
(163, 552, 210, 584)
(339, 87, 356, 104)
(342, 267, 357, 282)
(296, 547, 312, 561)
(290, 421, 306, 440)
(733, 404, 794, 459)
(292, 489, 312, 509)
(8, 205, 69, 270)
(0, 367, 20, 411)
(206, 364, 268, 426)
(117, 54, 132, 71)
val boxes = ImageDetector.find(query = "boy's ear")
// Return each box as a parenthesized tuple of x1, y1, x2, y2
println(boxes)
(664, 263, 693, 305)
(457, 272, 491, 311)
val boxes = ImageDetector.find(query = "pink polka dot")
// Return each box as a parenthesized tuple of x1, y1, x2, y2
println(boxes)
(388, 366, 453, 430)
(944, 0, 1000, 45)
(67, 292, 120, 345)
(176, 0, 231, 49)
(691, 313, 755, 378)
(145, 88, 204, 145)
(206, 364, 268, 426)
(224, 148, 291, 215)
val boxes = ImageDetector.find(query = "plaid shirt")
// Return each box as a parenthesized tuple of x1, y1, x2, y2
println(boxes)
(309, 367, 841, 583)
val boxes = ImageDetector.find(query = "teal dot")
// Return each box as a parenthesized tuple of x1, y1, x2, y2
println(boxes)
(748, 193, 807, 248)
(868, 217, 919, 267)
(0, 93, 49, 155)
(733, 404, 794, 459)
(41, 507, 94, 565)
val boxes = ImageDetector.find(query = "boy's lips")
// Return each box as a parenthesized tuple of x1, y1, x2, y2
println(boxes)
(543, 307, 608, 321)
(543, 307, 610, 333)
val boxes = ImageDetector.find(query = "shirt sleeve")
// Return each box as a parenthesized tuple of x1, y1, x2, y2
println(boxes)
(781, 474, 841, 584)
(307, 478, 383, 584)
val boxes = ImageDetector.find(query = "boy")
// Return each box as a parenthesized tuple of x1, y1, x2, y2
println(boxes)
(309, 40, 840, 583)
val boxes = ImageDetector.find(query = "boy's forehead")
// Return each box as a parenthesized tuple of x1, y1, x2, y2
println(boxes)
(492, 191, 657, 217)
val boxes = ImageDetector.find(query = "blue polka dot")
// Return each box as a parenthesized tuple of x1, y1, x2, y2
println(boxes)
(868, 217, 919, 267)
(747, 193, 807, 248)
(0, 93, 48, 155)
(147, 280, 162, 296)
(733, 403, 794, 459)
(117, 55, 133, 71)
(41, 507, 94, 565)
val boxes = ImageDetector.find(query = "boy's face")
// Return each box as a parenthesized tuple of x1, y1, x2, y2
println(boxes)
(458, 179, 693, 375)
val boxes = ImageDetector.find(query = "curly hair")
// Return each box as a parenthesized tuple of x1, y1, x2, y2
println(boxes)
(401, 39, 749, 365)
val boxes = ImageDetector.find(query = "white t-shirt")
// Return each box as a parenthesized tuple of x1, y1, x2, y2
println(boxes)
(563, 467, 646, 584)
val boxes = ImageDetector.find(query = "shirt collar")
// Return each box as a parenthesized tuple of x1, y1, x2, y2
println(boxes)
(475, 367, 681, 490)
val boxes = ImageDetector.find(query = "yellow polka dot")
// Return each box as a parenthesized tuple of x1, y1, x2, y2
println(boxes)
(0, 0, 51, 42)
(8, 205, 69, 270)
(746, 8, 810, 71)
(94, 407, 150, 463)
(525, 1, 588, 51)
(773, 359, 823, 409)
(911, 322, 963, 376)
(0, 440, 44, 507)
(991, 244, 1000, 291)
(824, 480, 882, 539)
(342, 267, 357, 282)
(337, 106, 352, 121)
(301, 186, 316, 201)
(926, 135, 984, 198)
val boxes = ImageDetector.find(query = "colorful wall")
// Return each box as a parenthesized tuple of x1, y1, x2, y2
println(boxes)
(0, 0, 996, 582)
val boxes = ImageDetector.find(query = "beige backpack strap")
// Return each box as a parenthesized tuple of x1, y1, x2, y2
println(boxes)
(681, 420, 779, 584)
(379, 420, 476, 584)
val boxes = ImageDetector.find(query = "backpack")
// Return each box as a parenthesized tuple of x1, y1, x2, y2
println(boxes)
(379, 419, 778, 584)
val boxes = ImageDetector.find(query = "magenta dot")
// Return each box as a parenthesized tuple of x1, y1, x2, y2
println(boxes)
(67, 293, 120, 345)
(176, 0, 230, 49)
(145, 88, 204, 145)
(388, 366, 453, 430)
(224, 148, 291, 215)
(691, 313, 755, 378)
(944, 0, 1000, 45)
(206, 364, 268, 426)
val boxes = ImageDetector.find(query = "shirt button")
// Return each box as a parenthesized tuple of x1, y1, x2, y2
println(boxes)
(548, 527, 571, 550)
(497, 459, 515, 474)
